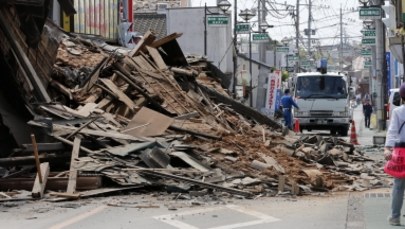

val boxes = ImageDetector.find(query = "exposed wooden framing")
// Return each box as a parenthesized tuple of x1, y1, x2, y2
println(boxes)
(32, 162, 50, 198)
(0, 10, 51, 102)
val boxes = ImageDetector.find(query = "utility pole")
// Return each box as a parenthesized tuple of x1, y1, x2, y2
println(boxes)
(232, 0, 237, 98)
(372, 0, 385, 131)
(295, 0, 300, 73)
(339, 6, 343, 71)
(307, 0, 312, 59)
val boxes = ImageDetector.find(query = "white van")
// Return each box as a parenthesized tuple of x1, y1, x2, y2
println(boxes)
(387, 88, 401, 124)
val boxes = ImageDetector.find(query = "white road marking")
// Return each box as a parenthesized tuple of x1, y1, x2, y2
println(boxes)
(48, 205, 108, 229)
(154, 204, 280, 229)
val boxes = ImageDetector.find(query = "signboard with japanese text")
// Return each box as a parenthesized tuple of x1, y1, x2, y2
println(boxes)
(361, 29, 376, 38)
(236, 23, 250, 34)
(265, 70, 282, 117)
(252, 33, 269, 42)
(207, 16, 229, 25)
(359, 7, 382, 20)
(362, 38, 376, 46)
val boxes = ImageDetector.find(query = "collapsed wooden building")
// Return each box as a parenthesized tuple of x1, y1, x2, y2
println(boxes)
(0, 2, 388, 201)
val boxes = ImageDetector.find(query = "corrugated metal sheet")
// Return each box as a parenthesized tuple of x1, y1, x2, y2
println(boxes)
(73, 0, 119, 41)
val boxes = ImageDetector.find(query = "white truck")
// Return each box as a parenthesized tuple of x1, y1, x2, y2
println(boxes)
(292, 71, 352, 136)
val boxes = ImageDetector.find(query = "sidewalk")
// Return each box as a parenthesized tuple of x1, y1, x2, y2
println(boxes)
(351, 105, 398, 228)
(351, 104, 386, 146)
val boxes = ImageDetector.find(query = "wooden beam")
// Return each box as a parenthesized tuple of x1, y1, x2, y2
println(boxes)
(0, 176, 102, 191)
(32, 162, 50, 198)
(67, 137, 81, 194)
(31, 134, 42, 183)
(145, 46, 167, 70)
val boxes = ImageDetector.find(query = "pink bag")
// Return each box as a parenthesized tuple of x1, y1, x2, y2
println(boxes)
(384, 147, 405, 178)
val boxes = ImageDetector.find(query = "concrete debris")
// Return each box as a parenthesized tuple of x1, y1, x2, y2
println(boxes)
(0, 5, 392, 203)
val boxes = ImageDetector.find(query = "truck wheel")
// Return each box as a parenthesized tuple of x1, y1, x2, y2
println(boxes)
(339, 127, 348, 137)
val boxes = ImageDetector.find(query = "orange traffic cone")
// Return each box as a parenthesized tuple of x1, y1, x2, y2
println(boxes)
(350, 120, 359, 145)
(294, 118, 301, 133)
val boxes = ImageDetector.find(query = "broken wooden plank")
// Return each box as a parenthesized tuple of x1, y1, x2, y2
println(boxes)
(31, 134, 42, 183)
(53, 124, 145, 141)
(146, 46, 167, 70)
(0, 176, 103, 191)
(49, 192, 81, 200)
(67, 137, 81, 194)
(32, 162, 50, 198)
(150, 32, 182, 49)
(48, 186, 143, 202)
(169, 125, 221, 140)
(139, 170, 252, 197)
(52, 135, 96, 155)
(122, 107, 174, 137)
(99, 78, 137, 111)
(129, 30, 156, 57)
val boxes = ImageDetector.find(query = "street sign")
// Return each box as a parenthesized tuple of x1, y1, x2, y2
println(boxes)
(287, 55, 298, 61)
(276, 47, 289, 53)
(359, 7, 382, 20)
(361, 49, 372, 56)
(236, 23, 250, 34)
(252, 33, 269, 42)
(361, 29, 376, 38)
(301, 60, 311, 67)
(364, 61, 372, 68)
(362, 38, 376, 46)
(207, 16, 229, 25)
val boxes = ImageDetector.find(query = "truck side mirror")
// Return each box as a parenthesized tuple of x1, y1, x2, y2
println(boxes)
(393, 93, 401, 106)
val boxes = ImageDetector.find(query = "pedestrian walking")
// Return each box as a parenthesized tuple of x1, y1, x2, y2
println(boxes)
(363, 100, 373, 128)
(384, 83, 405, 226)
(280, 88, 299, 130)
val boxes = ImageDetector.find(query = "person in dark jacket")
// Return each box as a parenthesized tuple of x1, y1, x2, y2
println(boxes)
(363, 99, 373, 128)
(280, 88, 299, 130)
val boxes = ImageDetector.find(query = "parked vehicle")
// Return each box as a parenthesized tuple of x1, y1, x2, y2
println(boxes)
(293, 71, 351, 136)
(387, 88, 401, 125)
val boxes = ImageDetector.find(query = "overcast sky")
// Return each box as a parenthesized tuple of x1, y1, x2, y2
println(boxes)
(190, 0, 363, 47)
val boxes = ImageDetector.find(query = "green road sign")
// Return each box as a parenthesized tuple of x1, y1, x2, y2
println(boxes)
(362, 38, 376, 46)
(236, 23, 250, 34)
(207, 16, 229, 25)
(359, 7, 381, 20)
(287, 55, 298, 61)
(301, 60, 311, 67)
(364, 61, 372, 68)
(361, 29, 376, 38)
(252, 33, 269, 42)
(276, 47, 289, 53)
(361, 49, 372, 56)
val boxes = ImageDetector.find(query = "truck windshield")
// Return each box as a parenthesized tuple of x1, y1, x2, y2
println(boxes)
(295, 76, 347, 99)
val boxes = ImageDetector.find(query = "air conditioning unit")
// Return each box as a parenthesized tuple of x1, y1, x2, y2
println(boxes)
(156, 3, 169, 13)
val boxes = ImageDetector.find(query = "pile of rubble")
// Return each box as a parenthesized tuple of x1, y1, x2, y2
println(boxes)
(0, 22, 389, 201)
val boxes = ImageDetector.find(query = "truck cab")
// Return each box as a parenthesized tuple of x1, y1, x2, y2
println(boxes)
(293, 72, 351, 136)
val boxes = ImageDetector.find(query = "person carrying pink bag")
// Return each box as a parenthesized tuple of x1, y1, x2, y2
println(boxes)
(384, 83, 405, 226)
